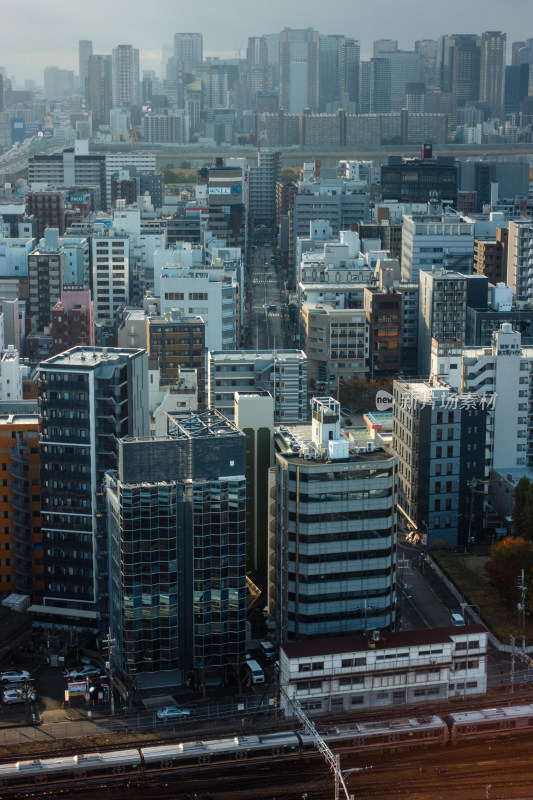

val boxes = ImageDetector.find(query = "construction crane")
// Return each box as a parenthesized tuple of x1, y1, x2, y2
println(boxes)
(280, 685, 353, 800)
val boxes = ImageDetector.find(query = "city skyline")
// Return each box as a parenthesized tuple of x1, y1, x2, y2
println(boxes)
(2, 0, 531, 82)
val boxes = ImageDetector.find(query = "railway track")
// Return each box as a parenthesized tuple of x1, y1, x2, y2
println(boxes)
(2, 685, 532, 765)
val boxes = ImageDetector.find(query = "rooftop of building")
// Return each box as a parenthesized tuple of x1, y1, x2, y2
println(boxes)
(40, 346, 145, 368)
(275, 421, 393, 465)
(364, 411, 393, 429)
(0, 412, 39, 425)
(281, 624, 487, 659)
(209, 349, 306, 362)
(302, 302, 367, 315)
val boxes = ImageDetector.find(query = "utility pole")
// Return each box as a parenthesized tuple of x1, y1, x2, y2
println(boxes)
(510, 635, 515, 694)
(102, 630, 116, 716)
(517, 569, 527, 651)
(280, 686, 353, 800)
(467, 478, 477, 547)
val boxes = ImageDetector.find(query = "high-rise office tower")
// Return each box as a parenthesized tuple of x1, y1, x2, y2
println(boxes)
(370, 58, 391, 114)
(79, 40, 93, 96)
(269, 397, 398, 640)
(415, 39, 438, 91)
(318, 34, 345, 111)
(38, 347, 148, 627)
(173, 32, 203, 73)
(43, 67, 75, 101)
(112, 45, 140, 108)
(339, 38, 361, 112)
(246, 36, 269, 98)
(512, 41, 526, 65)
(86, 54, 112, 128)
(438, 34, 480, 105)
(480, 31, 506, 118)
(279, 28, 320, 113)
(106, 409, 247, 681)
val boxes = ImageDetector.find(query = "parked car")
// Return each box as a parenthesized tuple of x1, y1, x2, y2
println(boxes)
(3, 687, 36, 705)
(156, 705, 191, 720)
(64, 665, 101, 680)
(0, 669, 31, 684)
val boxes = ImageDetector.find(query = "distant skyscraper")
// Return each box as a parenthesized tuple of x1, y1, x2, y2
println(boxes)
(370, 57, 392, 112)
(279, 28, 320, 113)
(318, 34, 345, 111)
(373, 39, 398, 58)
(247, 36, 269, 98)
(438, 34, 480, 105)
(415, 39, 438, 91)
(112, 45, 140, 107)
(480, 31, 506, 118)
(173, 32, 203, 72)
(339, 38, 361, 112)
(86, 54, 112, 128)
(512, 40, 526, 66)
(79, 40, 93, 95)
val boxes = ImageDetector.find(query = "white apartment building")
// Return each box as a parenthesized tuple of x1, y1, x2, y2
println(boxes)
(280, 625, 488, 716)
(91, 229, 130, 323)
(0, 235, 35, 278)
(208, 349, 307, 422)
(144, 113, 189, 145)
(461, 323, 533, 471)
(159, 266, 238, 351)
(506, 219, 533, 305)
(0, 346, 25, 400)
(401, 213, 475, 283)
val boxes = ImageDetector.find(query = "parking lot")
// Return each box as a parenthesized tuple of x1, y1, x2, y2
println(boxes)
(0, 643, 279, 736)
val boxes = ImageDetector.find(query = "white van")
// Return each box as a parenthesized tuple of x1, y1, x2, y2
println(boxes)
(451, 613, 465, 626)
(260, 641, 276, 661)
(244, 659, 265, 684)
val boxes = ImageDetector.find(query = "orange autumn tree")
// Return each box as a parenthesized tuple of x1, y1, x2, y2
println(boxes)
(484, 537, 533, 605)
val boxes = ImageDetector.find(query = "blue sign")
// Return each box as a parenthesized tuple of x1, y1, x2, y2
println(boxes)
(26, 123, 40, 133)
(43, 130, 53, 138)
(10, 118, 26, 143)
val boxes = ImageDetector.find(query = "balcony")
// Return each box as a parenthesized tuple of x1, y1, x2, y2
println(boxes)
(11, 526, 31, 548)
(9, 447, 28, 466)
(13, 573, 32, 594)
(11, 494, 30, 514)
(13, 558, 33, 579)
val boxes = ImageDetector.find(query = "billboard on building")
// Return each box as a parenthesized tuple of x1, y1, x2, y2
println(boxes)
(10, 118, 26, 143)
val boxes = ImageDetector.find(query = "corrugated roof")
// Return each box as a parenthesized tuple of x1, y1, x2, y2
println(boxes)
(281, 625, 486, 659)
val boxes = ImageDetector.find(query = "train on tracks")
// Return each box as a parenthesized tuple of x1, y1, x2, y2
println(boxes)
(3, 703, 533, 795)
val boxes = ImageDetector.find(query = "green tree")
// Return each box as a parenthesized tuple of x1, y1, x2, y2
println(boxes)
(513, 477, 532, 538)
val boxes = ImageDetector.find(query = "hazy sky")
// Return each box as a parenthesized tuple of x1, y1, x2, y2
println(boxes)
(3, 0, 532, 83)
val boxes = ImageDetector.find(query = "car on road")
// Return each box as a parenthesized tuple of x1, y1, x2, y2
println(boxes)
(0, 669, 31, 684)
(64, 665, 101, 680)
(267, 304, 277, 312)
(156, 705, 191, 720)
(2, 687, 36, 705)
